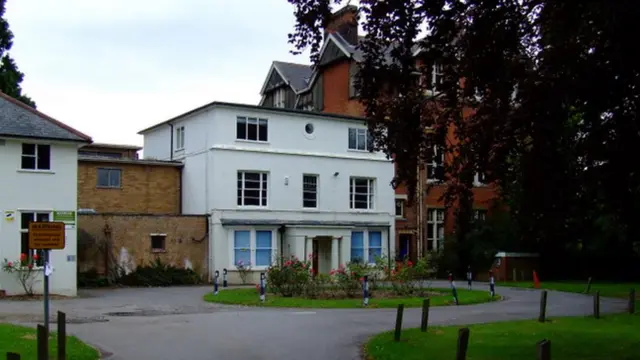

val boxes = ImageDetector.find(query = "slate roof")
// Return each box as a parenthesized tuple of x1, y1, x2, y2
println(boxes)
(273, 61, 313, 92)
(0, 92, 92, 142)
(270, 33, 423, 95)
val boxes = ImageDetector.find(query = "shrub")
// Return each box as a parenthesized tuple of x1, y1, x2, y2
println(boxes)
(77, 268, 110, 288)
(118, 257, 202, 287)
(2, 253, 40, 296)
(304, 273, 331, 299)
(235, 260, 252, 284)
(390, 257, 433, 296)
(266, 256, 311, 297)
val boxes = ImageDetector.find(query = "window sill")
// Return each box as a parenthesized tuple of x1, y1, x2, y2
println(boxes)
(349, 208, 377, 213)
(473, 182, 488, 188)
(237, 206, 269, 210)
(395, 217, 407, 221)
(347, 149, 372, 153)
(174, 148, 185, 152)
(17, 169, 55, 174)
(151, 249, 166, 253)
(96, 186, 122, 190)
(235, 139, 270, 145)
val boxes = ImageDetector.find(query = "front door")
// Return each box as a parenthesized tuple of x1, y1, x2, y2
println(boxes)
(399, 234, 410, 260)
(312, 240, 319, 275)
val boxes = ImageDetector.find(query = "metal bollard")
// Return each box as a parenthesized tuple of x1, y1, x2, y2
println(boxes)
(259, 272, 266, 302)
(362, 275, 369, 307)
(223, 268, 228, 288)
(214, 270, 219, 295)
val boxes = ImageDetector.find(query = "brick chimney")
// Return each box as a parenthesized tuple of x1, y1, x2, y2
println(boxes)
(324, 4, 358, 45)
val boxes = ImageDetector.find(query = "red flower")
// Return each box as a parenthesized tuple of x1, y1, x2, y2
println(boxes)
(285, 260, 292, 267)
(27, 264, 33, 269)
(359, 277, 364, 282)
(20, 253, 27, 262)
(7, 262, 13, 268)
(407, 261, 413, 267)
(33, 254, 39, 261)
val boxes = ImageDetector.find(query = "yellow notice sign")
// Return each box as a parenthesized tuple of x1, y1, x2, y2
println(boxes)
(29, 222, 66, 250)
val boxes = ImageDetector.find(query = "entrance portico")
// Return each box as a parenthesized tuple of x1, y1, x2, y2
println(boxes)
(304, 235, 341, 274)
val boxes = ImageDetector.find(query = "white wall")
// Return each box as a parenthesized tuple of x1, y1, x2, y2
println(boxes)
(140, 104, 397, 279)
(141, 125, 171, 161)
(0, 138, 80, 296)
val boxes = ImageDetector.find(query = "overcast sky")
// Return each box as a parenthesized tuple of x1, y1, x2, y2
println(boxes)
(5, 0, 316, 146)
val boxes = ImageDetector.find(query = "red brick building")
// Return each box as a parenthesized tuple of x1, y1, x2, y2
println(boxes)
(258, 5, 498, 261)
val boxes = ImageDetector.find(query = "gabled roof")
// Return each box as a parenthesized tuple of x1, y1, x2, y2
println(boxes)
(0, 92, 92, 143)
(274, 61, 313, 92)
(260, 30, 427, 100)
(258, 61, 313, 95)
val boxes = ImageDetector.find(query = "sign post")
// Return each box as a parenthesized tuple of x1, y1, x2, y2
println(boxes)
(28, 221, 65, 335)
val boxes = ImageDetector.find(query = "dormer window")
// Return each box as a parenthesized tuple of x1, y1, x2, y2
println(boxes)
(273, 87, 286, 108)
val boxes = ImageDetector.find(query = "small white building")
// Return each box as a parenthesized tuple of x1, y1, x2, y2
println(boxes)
(0, 92, 92, 296)
(138, 102, 395, 282)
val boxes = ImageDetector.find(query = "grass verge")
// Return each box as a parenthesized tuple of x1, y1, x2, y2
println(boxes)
(364, 312, 640, 360)
(502, 281, 639, 308)
(203, 287, 500, 308)
(0, 323, 100, 359)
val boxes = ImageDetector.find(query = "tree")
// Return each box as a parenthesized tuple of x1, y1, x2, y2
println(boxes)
(0, 0, 35, 107)
(287, 0, 640, 279)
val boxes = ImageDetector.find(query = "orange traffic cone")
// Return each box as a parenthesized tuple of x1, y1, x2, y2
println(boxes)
(533, 271, 541, 289)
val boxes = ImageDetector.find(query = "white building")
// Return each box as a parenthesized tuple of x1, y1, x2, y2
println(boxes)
(138, 102, 395, 282)
(0, 92, 92, 296)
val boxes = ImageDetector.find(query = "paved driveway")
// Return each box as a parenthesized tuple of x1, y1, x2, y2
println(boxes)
(0, 282, 628, 360)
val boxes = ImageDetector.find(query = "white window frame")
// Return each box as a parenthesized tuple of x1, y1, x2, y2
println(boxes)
(20, 143, 51, 171)
(236, 116, 269, 142)
(422, 63, 443, 94)
(229, 228, 277, 270)
(348, 128, 372, 151)
(349, 177, 375, 210)
(302, 174, 318, 209)
(349, 229, 384, 264)
(237, 171, 269, 207)
(395, 199, 405, 218)
(474, 171, 487, 186)
(19, 210, 51, 267)
(474, 209, 488, 221)
(273, 88, 286, 108)
(175, 126, 185, 150)
(426, 144, 445, 183)
(426, 208, 445, 252)
(96, 168, 122, 188)
(150, 233, 167, 252)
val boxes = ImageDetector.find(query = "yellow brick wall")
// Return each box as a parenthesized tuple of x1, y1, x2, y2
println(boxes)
(78, 161, 181, 214)
(77, 214, 209, 279)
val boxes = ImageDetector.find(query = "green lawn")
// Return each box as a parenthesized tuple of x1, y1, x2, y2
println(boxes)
(364, 312, 640, 360)
(0, 323, 100, 359)
(502, 281, 639, 299)
(203, 288, 500, 308)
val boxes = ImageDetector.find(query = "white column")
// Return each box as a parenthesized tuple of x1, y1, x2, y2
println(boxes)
(331, 237, 340, 270)
(306, 237, 313, 259)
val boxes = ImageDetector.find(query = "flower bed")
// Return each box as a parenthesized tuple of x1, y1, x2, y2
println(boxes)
(264, 255, 435, 299)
